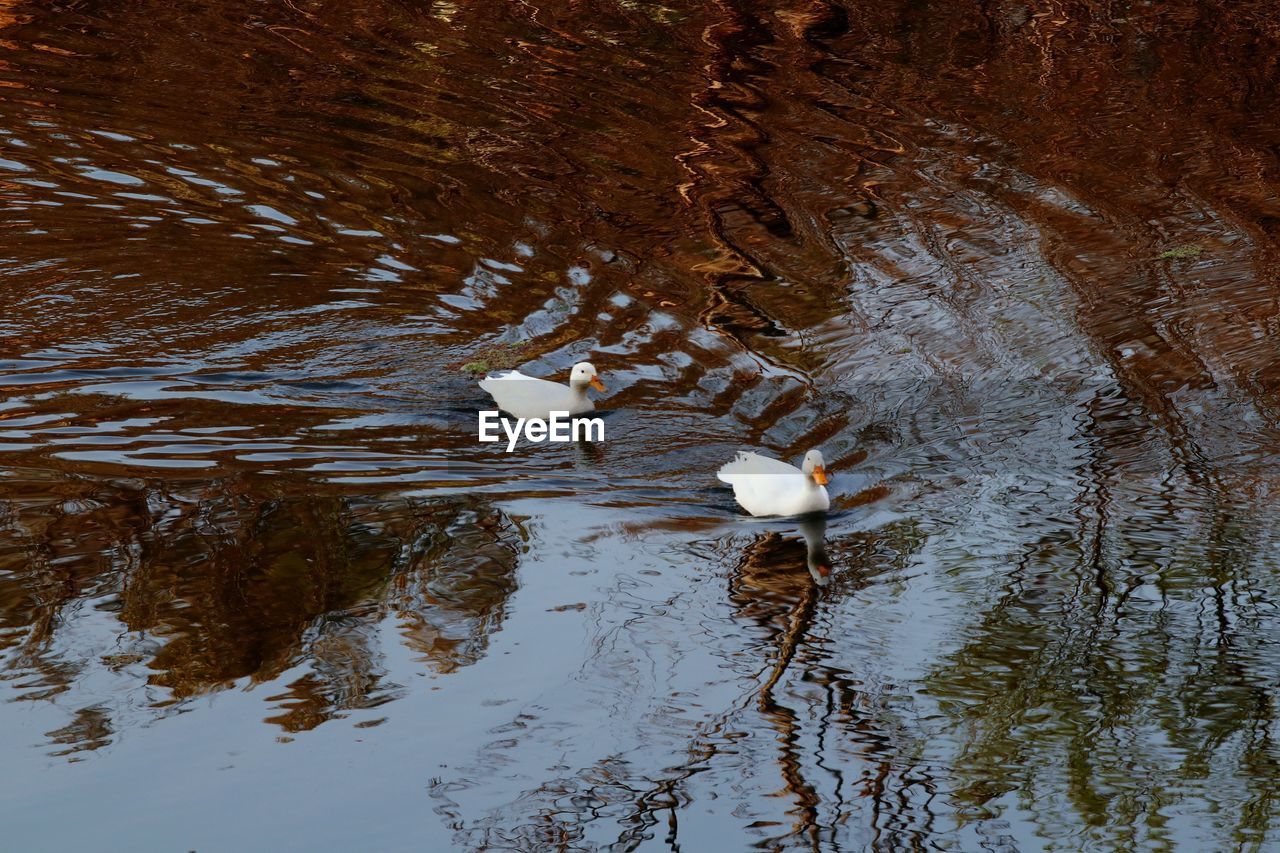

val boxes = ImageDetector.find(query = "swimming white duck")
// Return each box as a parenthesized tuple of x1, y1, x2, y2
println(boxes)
(478, 361, 605, 420)
(718, 448, 830, 517)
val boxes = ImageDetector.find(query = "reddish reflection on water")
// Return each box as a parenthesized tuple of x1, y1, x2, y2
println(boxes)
(3, 0, 1280, 848)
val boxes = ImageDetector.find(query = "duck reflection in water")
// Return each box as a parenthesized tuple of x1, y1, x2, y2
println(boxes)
(732, 513, 832, 586)
(801, 513, 832, 587)
(726, 512, 835, 844)
(729, 512, 833, 703)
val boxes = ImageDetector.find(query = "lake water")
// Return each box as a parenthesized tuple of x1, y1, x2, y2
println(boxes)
(2, 1, 1280, 849)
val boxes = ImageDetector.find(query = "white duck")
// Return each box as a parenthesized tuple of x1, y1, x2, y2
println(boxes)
(478, 361, 605, 420)
(718, 448, 830, 517)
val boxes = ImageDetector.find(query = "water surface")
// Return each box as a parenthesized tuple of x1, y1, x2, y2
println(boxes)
(3, 0, 1280, 849)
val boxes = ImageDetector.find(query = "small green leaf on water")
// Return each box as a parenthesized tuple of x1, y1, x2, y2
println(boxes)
(1158, 245, 1202, 260)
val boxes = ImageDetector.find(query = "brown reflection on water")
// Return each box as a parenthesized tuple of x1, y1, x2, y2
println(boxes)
(2, 0, 1280, 848)
(0, 476, 521, 748)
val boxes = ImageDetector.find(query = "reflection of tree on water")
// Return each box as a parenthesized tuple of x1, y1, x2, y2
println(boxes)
(437, 514, 926, 851)
(746, 514, 830, 707)
(609, 516, 927, 851)
(925, 475, 1280, 846)
(0, 475, 523, 748)
(614, 517, 930, 851)
(388, 501, 524, 674)
(729, 516, 829, 849)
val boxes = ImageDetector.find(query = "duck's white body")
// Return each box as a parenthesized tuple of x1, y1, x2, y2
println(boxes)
(718, 450, 830, 517)
(478, 362, 602, 420)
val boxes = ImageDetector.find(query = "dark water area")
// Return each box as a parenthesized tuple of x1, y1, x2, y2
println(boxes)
(3, 0, 1280, 848)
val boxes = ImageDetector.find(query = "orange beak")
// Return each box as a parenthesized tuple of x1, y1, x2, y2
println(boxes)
(812, 465, 829, 485)
(589, 375, 606, 392)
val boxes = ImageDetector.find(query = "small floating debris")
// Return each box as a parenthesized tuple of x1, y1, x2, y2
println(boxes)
(1157, 244, 1202, 260)
(101, 653, 146, 670)
(454, 340, 528, 375)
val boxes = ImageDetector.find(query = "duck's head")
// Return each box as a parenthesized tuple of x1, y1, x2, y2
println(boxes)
(801, 449, 829, 486)
(570, 361, 606, 392)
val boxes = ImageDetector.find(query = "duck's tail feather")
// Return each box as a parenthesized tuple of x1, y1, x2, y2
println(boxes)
(478, 369, 522, 391)
(716, 451, 755, 483)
